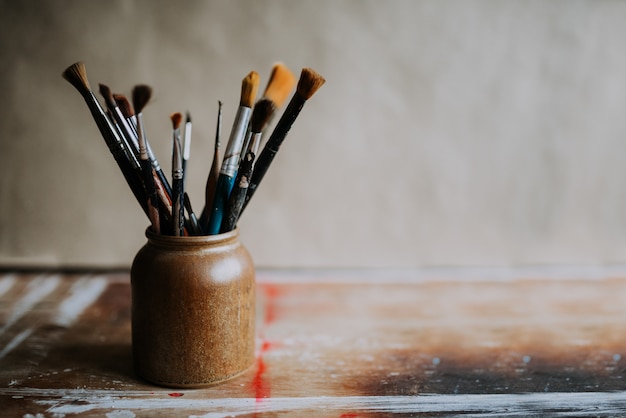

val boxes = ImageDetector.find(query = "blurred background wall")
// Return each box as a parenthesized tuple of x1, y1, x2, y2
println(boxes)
(1, 0, 626, 270)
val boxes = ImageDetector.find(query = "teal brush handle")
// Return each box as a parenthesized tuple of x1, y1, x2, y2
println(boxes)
(206, 173, 235, 235)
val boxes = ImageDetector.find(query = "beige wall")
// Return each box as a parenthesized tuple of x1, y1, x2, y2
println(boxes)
(1, 0, 626, 269)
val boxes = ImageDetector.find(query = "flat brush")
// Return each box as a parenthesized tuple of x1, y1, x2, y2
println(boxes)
(241, 68, 325, 213)
(113, 94, 173, 201)
(132, 84, 161, 234)
(170, 112, 185, 236)
(61, 62, 148, 215)
(116, 95, 174, 233)
(206, 71, 260, 234)
(113, 94, 136, 130)
(221, 99, 274, 232)
(263, 63, 297, 110)
(199, 101, 223, 232)
(240, 64, 295, 156)
(242, 98, 275, 157)
(258, 62, 297, 144)
(99, 83, 140, 168)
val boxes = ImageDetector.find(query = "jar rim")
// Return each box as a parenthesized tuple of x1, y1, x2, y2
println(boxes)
(145, 227, 240, 248)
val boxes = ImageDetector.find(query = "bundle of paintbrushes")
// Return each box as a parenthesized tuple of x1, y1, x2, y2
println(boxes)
(62, 61, 325, 236)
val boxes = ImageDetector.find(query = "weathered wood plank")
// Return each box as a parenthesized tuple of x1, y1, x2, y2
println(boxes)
(1, 272, 626, 416)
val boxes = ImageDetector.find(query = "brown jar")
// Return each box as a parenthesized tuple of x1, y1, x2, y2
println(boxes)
(130, 228, 255, 388)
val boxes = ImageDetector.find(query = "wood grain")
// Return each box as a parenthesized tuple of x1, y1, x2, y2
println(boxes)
(1, 271, 626, 416)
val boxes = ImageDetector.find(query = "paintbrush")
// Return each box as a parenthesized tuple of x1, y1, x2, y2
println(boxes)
(258, 63, 297, 142)
(61, 62, 148, 215)
(152, 170, 173, 227)
(170, 112, 185, 236)
(221, 152, 254, 234)
(113, 94, 137, 131)
(132, 84, 161, 234)
(182, 112, 192, 188)
(241, 68, 325, 213)
(112, 94, 173, 201)
(206, 71, 260, 234)
(199, 101, 223, 232)
(184, 192, 202, 235)
(242, 99, 275, 157)
(114, 93, 175, 233)
(221, 99, 274, 232)
(241, 63, 295, 157)
(99, 83, 140, 169)
(112, 92, 174, 232)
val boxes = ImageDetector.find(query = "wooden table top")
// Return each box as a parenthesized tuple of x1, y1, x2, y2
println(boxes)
(1, 270, 626, 417)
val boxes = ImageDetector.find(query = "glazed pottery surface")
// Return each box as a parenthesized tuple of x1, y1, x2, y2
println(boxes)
(131, 228, 255, 387)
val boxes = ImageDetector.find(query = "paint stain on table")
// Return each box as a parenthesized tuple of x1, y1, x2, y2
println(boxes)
(3, 273, 626, 416)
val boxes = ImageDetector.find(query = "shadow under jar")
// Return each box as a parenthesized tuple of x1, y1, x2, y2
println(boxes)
(131, 228, 255, 388)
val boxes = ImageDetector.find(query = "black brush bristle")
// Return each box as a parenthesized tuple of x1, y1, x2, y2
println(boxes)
(132, 84, 153, 114)
(250, 99, 276, 133)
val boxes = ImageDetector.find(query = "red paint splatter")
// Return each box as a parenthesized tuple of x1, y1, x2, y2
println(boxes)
(261, 340, 274, 352)
(262, 283, 282, 299)
(168, 392, 184, 397)
(251, 340, 277, 402)
(251, 284, 284, 404)
(262, 284, 282, 325)
(252, 356, 270, 400)
(264, 304, 276, 325)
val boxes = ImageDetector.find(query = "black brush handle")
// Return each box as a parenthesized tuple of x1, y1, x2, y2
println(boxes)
(125, 114, 172, 201)
(221, 151, 255, 233)
(241, 95, 305, 213)
(84, 93, 148, 215)
(172, 178, 185, 236)
(183, 193, 202, 235)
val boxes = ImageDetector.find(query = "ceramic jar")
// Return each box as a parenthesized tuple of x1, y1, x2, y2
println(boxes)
(130, 228, 255, 387)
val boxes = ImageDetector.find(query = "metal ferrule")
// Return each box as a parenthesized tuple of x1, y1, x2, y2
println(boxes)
(89, 92, 126, 159)
(220, 106, 252, 177)
(128, 115, 137, 130)
(147, 143, 161, 170)
(114, 108, 138, 148)
(249, 132, 262, 155)
(172, 136, 183, 180)
(136, 115, 149, 158)
(111, 108, 140, 168)
(135, 115, 160, 170)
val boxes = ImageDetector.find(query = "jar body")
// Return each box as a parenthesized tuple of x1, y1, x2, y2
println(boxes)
(130, 228, 255, 388)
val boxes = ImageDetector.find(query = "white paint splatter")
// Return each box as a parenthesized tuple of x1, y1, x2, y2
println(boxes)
(0, 275, 60, 334)
(9, 389, 626, 417)
(0, 328, 34, 359)
(0, 274, 16, 296)
(106, 410, 136, 418)
(54, 276, 108, 327)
